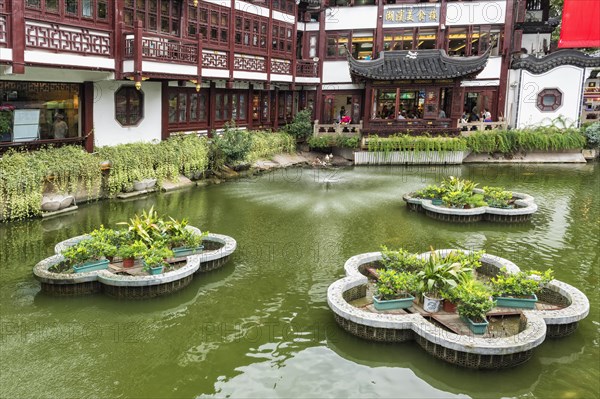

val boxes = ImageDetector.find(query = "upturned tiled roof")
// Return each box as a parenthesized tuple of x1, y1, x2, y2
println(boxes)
(511, 50, 600, 74)
(347, 49, 489, 81)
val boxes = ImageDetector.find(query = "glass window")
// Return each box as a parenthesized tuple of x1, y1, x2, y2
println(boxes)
(417, 29, 436, 50)
(115, 86, 144, 126)
(352, 32, 373, 60)
(168, 92, 177, 123)
(537, 88, 563, 112)
(0, 82, 81, 142)
(82, 0, 93, 18)
(447, 28, 467, 56)
(374, 89, 397, 119)
(47, 0, 59, 12)
(65, 0, 78, 15)
(326, 33, 348, 58)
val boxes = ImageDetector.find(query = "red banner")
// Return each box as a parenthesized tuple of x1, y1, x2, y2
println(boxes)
(558, 0, 600, 48)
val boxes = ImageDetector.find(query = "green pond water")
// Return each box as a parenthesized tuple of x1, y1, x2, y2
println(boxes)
(1, 164, 599, 399)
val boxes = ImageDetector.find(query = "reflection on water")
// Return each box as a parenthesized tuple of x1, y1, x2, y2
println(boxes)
(0, 164, 598, 398)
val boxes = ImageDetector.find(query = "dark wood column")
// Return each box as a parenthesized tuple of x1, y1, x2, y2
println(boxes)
(315, 5, 327, 123)
(375, 0, 384, 56)
(208, 81, 216, 136)
(10, 0, 25, 74)
(82, 82, 94, 152)
(273, 87, 279, 130)
(248, 84, 254, 130)
(450, 81, 464, 128)
(161, 81, 169, 141)
(437, 0, 448, 49)
(114, 0, 123, 79)
(363, 81, 373, 128)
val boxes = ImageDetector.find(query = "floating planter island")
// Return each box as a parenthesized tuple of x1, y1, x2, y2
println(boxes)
(403, 177, 537, 223)
(33, 209, 237, 299)
(327, 249, 589, 369)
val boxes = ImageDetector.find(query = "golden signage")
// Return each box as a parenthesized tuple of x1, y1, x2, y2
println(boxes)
(383, 4, 440, 25)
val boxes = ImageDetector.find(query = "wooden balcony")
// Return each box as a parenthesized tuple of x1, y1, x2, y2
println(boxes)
(25, 20, 112, 56)
(124, 34, 198, 65)
(296, 60, 319, 77)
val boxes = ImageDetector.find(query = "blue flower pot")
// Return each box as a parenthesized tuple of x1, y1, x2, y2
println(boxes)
(148, 266, 164, 275)
(73, 259, 109, 273)
(373, 295, 415, 311)
(431, 199, 444, 206)
(461, 315, 489, 335)
(172, 245, 204, 258)
(494, 294, 538, 309)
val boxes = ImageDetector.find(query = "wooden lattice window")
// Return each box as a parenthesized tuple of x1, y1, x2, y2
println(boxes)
(234, 12, 268, 51)
(271, 21, 294, 57)
(25, 0, 109, 23)
(537, 88, 562, 112)
(115, 86, 144, 126)
(188, 2, 228, 46)
(168, 88, 208, 129)
(123, 0, 181, 36)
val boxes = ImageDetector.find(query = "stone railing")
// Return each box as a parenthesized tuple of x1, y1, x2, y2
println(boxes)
(327, 250, 590, 369)
(313, 119, 363, 136)
(459, 120, 508, 134)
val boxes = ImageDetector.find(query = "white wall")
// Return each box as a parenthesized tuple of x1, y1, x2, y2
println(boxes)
(474, 56, 502, 80)
(322, 60, 353, 83)
(93, 80, 162, 147)
(516, 66, 584, 128)
(325, 6, 378, 31)
(445, 1, 506, 26)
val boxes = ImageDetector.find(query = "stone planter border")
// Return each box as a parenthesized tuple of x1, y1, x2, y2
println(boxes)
(403, 188, 538, 223)
(34, 227, 236, 299)
(327, 250, 589, 369)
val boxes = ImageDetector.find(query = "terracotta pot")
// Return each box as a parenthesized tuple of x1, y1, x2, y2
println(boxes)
(443, 300, 457, 313)
(123, 258, 135, 268)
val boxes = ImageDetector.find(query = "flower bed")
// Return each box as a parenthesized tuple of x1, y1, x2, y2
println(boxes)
(327, 249, 589, 369)
(403, 176, 537, 223)
(33, 209, 237, 299)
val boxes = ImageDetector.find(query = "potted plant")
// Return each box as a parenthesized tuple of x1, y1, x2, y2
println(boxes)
(441, 285, 461, 313)
(142, 246, 174, 275)
(415, 185, 446, 205)
(416, 254, 467, 313)
(457, 284, 496, 335)
(442, 190, 470, 209)
(483, 186, 513, 208)
(490, 268, 554, 309)
(169, 229, 206, 258)
(62, 239, 115, 273)
(117, 240, 147, 268)
(89, 225, 123, 261)
(380, 246, 424, 273)
(372, 270, 419, 310)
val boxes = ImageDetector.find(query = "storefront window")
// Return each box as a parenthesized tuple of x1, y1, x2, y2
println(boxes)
(383, 30, 413, 51)
(372, 88, 426, 120)
(373, 89, 397, 119)
(326, 33, 349, 58)
(0, 82, 80, 143)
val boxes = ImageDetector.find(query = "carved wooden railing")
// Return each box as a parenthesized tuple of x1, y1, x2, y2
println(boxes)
(271, 58, 292, 75)
(313, 120, 363, 136)
(458, 120, 508, 135)
(25, 20, 111, 56)
(296, 60, 319, 77)
(234, 54, 266, 72)
(123, 34, 198, 64)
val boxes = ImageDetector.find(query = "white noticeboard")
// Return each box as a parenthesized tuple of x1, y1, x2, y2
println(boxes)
(12, 109, 40, 142)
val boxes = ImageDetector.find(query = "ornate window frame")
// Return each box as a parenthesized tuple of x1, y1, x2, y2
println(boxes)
(115, 86, 144, 127)
(536, 88, 563, 112)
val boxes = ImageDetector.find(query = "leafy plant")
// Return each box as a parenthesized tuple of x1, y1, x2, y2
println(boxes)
(367, 135, 467, 153)
(117, 240, 147, 259)
(490, 268, 554, 297)
(583, 122, 600, 149)
(211, 122, 253, 166)
(466, 193, 488, 208)
(62, 239, 114, 266)
(247, 131, 295, 161)
(442, 190, 470, 208)
(375, 270, 420, 300)
(416, 249, 477, 298)
(142, 245, 174, 271)
(380, 246, 424, 272)
(466, 128, 586, 154)
(415, 185, 446, 200)
(483, 186, 513, 208)
(118, 206, 165, 245)
(283, 109, 313, 141)
(307, 135, 332, 149)
(457, 283, 495, 323)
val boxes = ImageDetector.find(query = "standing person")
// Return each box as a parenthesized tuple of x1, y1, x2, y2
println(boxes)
(438, 109, 447, 118)
(339, 106, 346, 122)
(52, 113, 68, 139)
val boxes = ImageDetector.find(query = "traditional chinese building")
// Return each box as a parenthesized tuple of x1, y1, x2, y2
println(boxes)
(0, 0, 597, 152)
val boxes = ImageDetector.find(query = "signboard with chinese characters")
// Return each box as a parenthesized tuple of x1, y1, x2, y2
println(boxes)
(383, 4, 440, 27)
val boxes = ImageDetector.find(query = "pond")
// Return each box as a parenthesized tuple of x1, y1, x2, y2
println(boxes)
(1, 164, 598, 398)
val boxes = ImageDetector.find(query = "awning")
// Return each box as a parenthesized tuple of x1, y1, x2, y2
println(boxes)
(558, 0, 600, 48)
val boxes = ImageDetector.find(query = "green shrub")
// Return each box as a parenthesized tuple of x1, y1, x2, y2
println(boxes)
(307, 135, 332, 149)
(466, 128, 586, 154)
(283, 109, 313, 140)
(490, 268, 554, 297)
(367, 135, 467, 152)
(211, 123, 253, 166)
(583, 122, 600, 149)
(247, 131, 295, 161)
(380, 246, 424, 272)
(375, 270, 420, 300)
